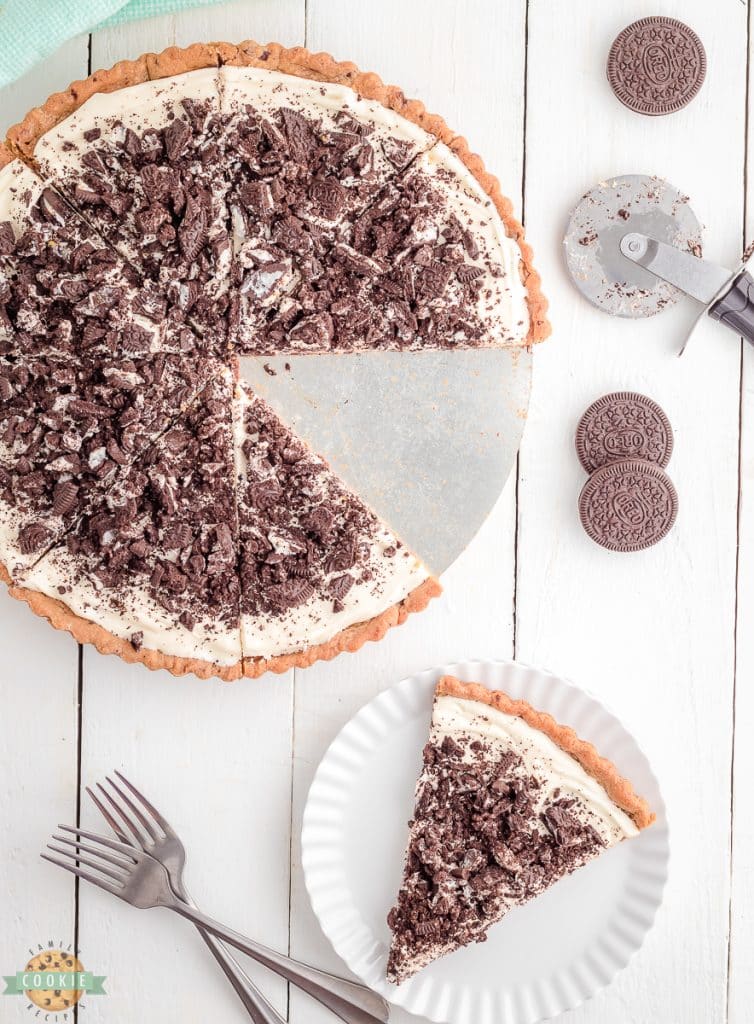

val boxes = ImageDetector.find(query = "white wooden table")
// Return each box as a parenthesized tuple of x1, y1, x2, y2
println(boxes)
(0, 1, 751, 1021)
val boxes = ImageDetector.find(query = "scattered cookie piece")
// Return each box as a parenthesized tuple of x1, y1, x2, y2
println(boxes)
(576, 391, 673, 473)
(607, 17, 706, 116)
(579, 460, 678, 552)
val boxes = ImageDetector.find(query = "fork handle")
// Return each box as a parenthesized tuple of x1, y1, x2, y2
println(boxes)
(170, 903, 390, 1024)
(196, 927, 285, 1024)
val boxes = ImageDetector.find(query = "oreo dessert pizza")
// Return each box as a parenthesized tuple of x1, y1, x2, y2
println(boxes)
(1, 42, 549, 679)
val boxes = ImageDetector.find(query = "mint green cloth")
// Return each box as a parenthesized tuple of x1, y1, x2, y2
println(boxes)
(0, 1, 227, 89)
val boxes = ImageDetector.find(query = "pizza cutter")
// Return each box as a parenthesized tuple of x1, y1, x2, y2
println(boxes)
(564, 173, 754, 353)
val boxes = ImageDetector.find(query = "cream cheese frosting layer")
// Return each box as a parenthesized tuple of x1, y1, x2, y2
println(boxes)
(400, 144, 530, 346)
(0, 160, 43, 225)
(431, 694, 639, 842)
(221, 65, 437, 177)
(34, 69, 222, 172)
(20, 550, 242, 665)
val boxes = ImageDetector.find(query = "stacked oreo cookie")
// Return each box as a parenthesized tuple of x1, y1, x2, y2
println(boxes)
(576, 393, 678, 552)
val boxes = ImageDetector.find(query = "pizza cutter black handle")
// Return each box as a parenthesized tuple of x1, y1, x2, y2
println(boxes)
(709, 271, 754, 346)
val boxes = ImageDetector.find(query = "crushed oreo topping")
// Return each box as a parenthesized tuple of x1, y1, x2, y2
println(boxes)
(386, 727, 606, 984)
(238, 387, 404, 621)
(52, 372, 240, 634)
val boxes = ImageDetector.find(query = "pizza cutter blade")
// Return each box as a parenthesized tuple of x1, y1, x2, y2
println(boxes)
(565, 173, 754, 355)
(563, 174, 703, 319)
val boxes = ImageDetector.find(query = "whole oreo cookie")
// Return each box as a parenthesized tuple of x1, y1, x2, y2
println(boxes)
(579, 460, 678, 552)
(607, 17, 706, 116)
(576, 392, 673, 473)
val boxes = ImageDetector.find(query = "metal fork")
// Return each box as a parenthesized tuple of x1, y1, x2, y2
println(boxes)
(87, 773, 283, 1024)
(42, 787, 389, 1024)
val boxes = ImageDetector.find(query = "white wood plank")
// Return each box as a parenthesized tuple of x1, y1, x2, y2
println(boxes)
(727, 5, 754, 1019)
(0, 593, 80, 993)
(289, 2, 526, 1020)
(0, 31, 87, 1003)
(517, 2, 745, 1023)
(75, 7, 305, 1023)
(729, 352, 753, 1024)
(75, 654, 294, 1023)
(91, 0, 304, 67)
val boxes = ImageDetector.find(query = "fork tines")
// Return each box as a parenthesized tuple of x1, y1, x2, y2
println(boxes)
(41, 826, 136, 895)
(88, 771, 170, 847)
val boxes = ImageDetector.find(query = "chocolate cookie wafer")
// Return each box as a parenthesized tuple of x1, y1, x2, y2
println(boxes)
(579, 460, 678, 553)
(607, 17, 706, 116)
(576, 392, 674, 473)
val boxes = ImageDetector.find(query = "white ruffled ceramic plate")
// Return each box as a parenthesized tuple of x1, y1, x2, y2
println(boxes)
(301, 660, 668, 1024)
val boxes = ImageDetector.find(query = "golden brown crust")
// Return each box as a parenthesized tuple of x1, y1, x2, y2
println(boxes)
(144, 41, 236, 81)
(1, 564, 440, 682)
(242, 576, 442, 677)
(436, 675, 655, 830)
(0, 142, 14, 171)
(6, 57, 150, 158)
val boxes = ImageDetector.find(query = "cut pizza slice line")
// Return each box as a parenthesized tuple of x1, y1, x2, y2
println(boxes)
(386, 676, 655, 985)
(234, 379, 439, 675)
(0, 158, 146, 344)
(0, 154, 216, 364)
(26, 70, 232, 351)
(350, 143, 531, 350)
(267, 139, 532, 354)
(13, 364, 244, 677)
(0, 344, 217, 580)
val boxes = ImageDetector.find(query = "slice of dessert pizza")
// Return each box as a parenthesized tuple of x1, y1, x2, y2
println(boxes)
(219, 62, 440, 352)
(13, 366, 243, 678)
(341, 143, 532, 350)
(252, 138, 534, 353)
(217, 48, 545, 354)
(386, 676, 655, 984)
(15, 63, 231, 351)
(234, 381, 440, 675)
(0, 156, 219, 578)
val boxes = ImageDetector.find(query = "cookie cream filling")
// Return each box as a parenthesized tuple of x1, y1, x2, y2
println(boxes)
(221, 65, 437, 175)
(403, 144, 530, 345)
(19, 551, 243, 665)
(431, 694, 639, 842)
(241, 533, 428, 657)
(35, 68, 221, 169)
